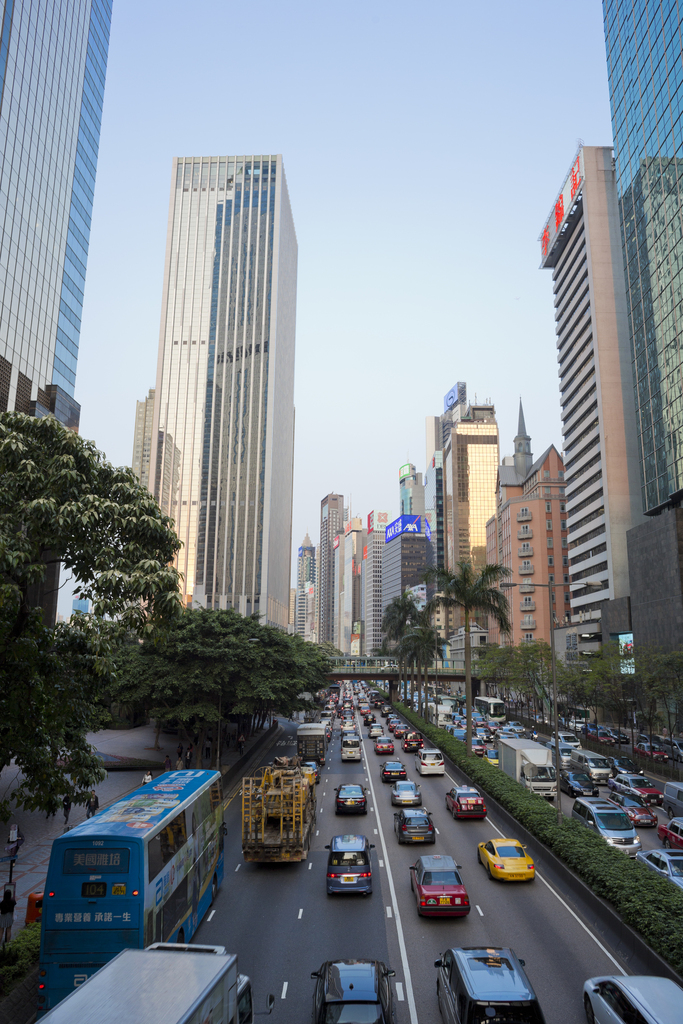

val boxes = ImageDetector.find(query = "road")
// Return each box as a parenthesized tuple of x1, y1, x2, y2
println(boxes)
(194, 707, 651, 1024)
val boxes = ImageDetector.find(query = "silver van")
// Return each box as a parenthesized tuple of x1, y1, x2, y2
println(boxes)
(662, 738, 683, 763)
(663, 782, 683, 820)
(569, 750, 612, 784)
(572, 797, 641, 857)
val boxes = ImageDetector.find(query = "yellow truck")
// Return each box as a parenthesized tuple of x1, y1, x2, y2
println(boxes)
(242, 764, 316, 862)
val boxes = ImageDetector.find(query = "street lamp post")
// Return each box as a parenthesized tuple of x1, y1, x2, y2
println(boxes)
(502, 580, 562, 825)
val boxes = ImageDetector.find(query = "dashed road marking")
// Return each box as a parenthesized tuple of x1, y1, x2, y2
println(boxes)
(298, 909, 303, 919)
(208, 910, 216, 921)
(386, 906, 392, 918)
(379, 859, 384, 868)
(374, 828, 378, 834)
(396, 983, 405, 1001)
(316, 830, 319, 836)
(435, 827, 440, 835)
(308, 862, 313, 870)
(235, 864, 241, 872)
(476, 905, 483, 916)
(281, 982, 288, 999)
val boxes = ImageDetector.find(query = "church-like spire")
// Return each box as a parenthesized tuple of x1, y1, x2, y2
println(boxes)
(513, 399, 533, 478)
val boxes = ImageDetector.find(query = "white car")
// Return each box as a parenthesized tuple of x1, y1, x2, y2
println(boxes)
(551, 731, 581, 749)
(582, 975, 682, 1024)
(415, 749, 445, 775)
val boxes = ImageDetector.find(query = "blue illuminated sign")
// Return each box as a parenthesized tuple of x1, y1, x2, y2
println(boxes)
(425, 519, 432, 543)
(385, 515, 421, 543)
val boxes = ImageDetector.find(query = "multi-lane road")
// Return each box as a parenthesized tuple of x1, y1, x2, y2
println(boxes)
(194, 705, 661, 1024)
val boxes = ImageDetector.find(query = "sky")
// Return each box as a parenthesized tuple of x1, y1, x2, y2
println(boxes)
(61, 0, 614, 616)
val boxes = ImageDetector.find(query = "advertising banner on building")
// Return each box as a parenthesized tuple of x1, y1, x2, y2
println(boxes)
(385, 514, 421, 543)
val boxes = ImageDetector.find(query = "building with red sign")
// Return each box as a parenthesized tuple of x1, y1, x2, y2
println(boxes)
(539, 146, 644, 655)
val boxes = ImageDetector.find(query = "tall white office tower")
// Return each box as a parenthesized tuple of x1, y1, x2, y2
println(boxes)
(149, 155, 297, 627)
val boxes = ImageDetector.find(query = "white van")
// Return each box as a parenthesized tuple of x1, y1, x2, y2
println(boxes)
(415, 749, 445, 775)
(341, 735, 362, 761)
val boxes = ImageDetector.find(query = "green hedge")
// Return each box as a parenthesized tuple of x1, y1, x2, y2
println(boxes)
(394, 702, 683, 977)
(0, 922, 41, 996)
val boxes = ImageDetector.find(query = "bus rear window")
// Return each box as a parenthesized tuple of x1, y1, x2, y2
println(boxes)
(63, 849, 130, 873)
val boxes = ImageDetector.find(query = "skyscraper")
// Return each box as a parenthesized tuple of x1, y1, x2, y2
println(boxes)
(132, 388, 155, 489)
(603, 2, 683, 514)
(399, 463, 425, 517)
(318, 493, 345, 643)
(0, 0, 112, 429)
(295, 534, 315, 637)
(149, 155, 297, 627)
(539, 146, 643, 649)
(363, 510, 390, 655)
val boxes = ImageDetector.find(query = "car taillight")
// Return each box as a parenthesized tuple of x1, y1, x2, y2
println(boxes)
(427, 824, 433, 832)
(357, 872, 371, 877)
(402, 824, 409, 831)
(327, 873, 338, 878)
(494, 863, 504, 869)
(527, 865, 534, 870)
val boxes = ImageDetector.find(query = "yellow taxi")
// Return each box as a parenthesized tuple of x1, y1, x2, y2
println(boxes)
(483, 748, 499, 767)
(477, 838, 535, 881)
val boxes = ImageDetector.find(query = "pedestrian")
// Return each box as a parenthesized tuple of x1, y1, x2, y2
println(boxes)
(85, 790, 99, 818)
(238, 733, 245, 756)
(177, 741, 183, 761)
(0, 889, 16, 946)
(62, 795, 72, 824)
(175, 756, 183, 770)
(142, 770, 153, 785)
(164, 755, 172, 771)
(185, 744, 193, 769)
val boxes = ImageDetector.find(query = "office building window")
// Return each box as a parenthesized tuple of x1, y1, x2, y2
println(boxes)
(547, 538, 553, 548)
(548, 556, 554, 566)
(545, 502, 551, 512)
(546, 520, 552, 530)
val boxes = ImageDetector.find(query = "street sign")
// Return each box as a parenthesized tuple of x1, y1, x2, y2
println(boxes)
(0, 855, 17, 862)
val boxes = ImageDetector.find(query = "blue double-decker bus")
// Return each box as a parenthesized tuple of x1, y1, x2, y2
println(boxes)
(37, 770, 225, 1015)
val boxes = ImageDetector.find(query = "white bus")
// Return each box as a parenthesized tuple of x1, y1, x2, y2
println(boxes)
(474, 696, 506, 723)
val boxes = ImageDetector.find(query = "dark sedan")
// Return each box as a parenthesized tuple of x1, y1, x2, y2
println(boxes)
(559, 770, 599, 798)
(380, 761, 407, 783)
(334, 784, 368, 814)
(606, 755, 642, 777)
(394, 807, 435, 844)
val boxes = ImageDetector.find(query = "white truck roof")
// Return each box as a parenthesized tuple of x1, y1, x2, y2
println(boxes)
(42, 947, 237, 1024)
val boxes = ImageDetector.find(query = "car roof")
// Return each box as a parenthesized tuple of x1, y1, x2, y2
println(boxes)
(421, 748, 442, 755)
(339, 784, 363, 791)
(322, 961, 381, 1003)
(606, 977, 683, 1024)
(416, 854, 456, 871)
(450, 948, 535, 1001)
(454, 785, 479, 794)
(330, 834, 367, 851)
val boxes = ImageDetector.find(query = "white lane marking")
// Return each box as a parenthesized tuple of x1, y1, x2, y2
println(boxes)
(235, 864, 241, 872)
(476, 905, 483, 916)
(309, 862, 313, 870)
(361, 734, 419, 1024)
(323, 792, 326, 797)
(281, 982, 288, 999)
(435, 827, 440, 835)
(298, 909, 303, 919)
(477, 785, 628, 974)
(379, 859, 384, 868)
(316, 830, 319, 836)
(386, 906, 392, 918)
(208, 910, 216, 921)
(396, 983, 405, 1002)
(371, 807, 374, 813)
(374, 828, 378, 834)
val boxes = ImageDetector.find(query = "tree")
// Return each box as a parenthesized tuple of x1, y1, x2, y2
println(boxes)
(110, 609, 332, 765)
(0, 412, 182, 821)
(424, 561, 511, 755)
(476, 643, 517, 704)
(381, 592, 420, 702)
(400, 610, 439, 720)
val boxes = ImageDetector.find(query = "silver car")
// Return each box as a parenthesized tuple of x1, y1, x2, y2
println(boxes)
(391, 780, 422, 806)
(547, 742, 574, 768)
(583, 975, 683, 1024)
(635, 849, 683, 890)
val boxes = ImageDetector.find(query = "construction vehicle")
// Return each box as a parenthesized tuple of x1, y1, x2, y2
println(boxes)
(242, 764, 316, 862)
(297, 722, 327, 764)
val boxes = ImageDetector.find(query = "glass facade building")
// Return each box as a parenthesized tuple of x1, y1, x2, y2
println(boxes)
(603, 1, 683, 511)
(149, 155, 297, 627)
(443, 404, 499, 571)
(0, 0, 111, 428)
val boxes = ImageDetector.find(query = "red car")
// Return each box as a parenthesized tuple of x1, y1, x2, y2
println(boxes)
(658, 818, 683, 850)
(445, 786, 487, 819)
(409, 854, 470, 917)
(393, 724, 407, 739)
(606, 792, 658, 827)
(403, 732, 423, 752)
(471, 740, 486, 757)
(374, 737, 394, 755)
(386, 719, 401, 734)
(634, 741, 668, 763)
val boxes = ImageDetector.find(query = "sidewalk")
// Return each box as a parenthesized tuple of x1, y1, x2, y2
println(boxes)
(0, 719, 277, 936)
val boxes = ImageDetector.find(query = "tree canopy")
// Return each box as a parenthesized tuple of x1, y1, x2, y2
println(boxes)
(0, 412, 182, 820)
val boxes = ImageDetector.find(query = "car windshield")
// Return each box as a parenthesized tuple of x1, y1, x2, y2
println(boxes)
(384, 763, 403, 770)
(587, 758, 609, 767)
(328, 852, 368, 867)
(406, 814, 429, 826)
(340, 786, 363, 796)
(395, 783, 414, 791)
(324, 1003, 383, 1024)
(668, 859, 683, 877)
(496, 845, 525, 857)
(488, 751, 498, 758)
(343, 740, 360, 748)
(422, 870, 460, 884)
(596, 812, 631, 831)
(570, 774, 591, 784)
(423, 754, 442, 762)
(625, 776, 646, 786)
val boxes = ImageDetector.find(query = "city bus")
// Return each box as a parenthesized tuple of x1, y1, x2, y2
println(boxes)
(473, 696, 506, 723)
(37, 770, 225, 1016)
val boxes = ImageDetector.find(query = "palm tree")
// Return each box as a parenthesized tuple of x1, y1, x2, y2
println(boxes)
(424, 561, 511, 755)
(401, 610, 440, 719)
(382, 591, 420, 702)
